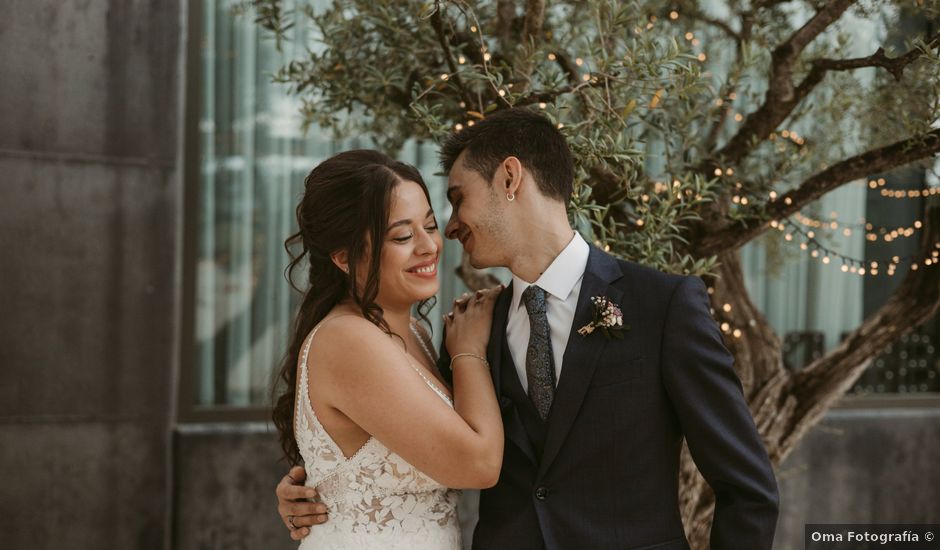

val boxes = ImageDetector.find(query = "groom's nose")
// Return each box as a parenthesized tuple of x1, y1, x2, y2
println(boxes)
(444, 214, 459, 240)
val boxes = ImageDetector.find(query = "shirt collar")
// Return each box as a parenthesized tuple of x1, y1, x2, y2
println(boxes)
(511, 231, 590, 311)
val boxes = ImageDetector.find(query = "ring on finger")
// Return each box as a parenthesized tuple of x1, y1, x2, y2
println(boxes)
(288, 515, 297, 530)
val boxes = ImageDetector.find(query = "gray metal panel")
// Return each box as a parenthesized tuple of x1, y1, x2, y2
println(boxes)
(0, 0, 179, 160)
(173, 424, 294, 550)
(773, 408, 940, 550)
(0, 157, 175, 419)
(0, 421, 167, 550)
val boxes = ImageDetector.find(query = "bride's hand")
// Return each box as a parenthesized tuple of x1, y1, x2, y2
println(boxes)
(444, 285, 502, 358)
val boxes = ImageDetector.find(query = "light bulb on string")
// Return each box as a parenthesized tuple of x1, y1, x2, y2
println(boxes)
(775, 217, 938, 278)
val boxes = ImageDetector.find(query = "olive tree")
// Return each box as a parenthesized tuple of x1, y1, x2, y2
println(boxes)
(249, 0, 940, 546)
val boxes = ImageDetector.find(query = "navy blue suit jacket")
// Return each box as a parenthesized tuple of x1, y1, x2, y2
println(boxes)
(440, 246, 779, 550)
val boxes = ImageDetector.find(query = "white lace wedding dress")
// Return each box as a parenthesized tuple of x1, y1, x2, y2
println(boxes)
(294, 319, 462, 550)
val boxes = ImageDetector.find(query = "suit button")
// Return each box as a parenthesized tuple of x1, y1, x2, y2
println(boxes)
(534, 487, 548, 500)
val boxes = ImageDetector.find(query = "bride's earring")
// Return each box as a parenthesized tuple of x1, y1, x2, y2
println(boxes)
(507, 192, 515, 202)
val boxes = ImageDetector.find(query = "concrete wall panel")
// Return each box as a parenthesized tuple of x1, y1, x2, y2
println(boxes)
(0, 421, 167, 550)
(173, 425, 293, 550)
(0, 0, 179, 159)
(773, 409, 940, 550)
(0, 157, 176, 419)
(171, 411, 940, 550)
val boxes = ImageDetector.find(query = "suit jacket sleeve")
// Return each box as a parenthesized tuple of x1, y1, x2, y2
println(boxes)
(661, 275, 779, 549)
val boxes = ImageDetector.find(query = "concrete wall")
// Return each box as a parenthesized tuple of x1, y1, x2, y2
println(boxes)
(173, 425, 293, 550)
(0, 1, 182, 549)
(773, 408, 940, 550)
(171, 410, 940, 550)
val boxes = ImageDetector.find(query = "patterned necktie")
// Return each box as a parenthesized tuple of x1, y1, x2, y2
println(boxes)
(522, 285, 555, 420)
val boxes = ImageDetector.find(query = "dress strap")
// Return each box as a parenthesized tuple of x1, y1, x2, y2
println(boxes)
(410, 319, 439, 364)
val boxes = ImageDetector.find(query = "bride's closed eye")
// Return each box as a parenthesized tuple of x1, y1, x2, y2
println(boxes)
(392, 223, 439, 243)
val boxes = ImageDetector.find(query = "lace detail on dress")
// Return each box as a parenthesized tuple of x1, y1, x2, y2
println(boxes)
(294, 318, 461, 549)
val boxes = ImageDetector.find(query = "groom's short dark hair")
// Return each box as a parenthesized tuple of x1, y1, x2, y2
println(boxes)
(439, 107, 574, 203)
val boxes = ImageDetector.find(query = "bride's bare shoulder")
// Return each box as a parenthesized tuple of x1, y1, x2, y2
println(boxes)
(308, 314, 398, 367)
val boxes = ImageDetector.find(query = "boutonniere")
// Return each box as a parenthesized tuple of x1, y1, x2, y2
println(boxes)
(578, 296, 630, 339)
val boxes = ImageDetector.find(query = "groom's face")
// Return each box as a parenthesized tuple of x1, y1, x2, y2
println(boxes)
(444, 153, 509, 268)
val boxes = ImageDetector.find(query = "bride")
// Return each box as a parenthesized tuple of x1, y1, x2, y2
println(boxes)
(271, 149, 504, 549)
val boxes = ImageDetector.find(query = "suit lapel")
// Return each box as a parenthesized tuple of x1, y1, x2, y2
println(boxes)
(487, 285, 512, 396)
(488, 283, 538, 465)
(538, 246, 623, 477)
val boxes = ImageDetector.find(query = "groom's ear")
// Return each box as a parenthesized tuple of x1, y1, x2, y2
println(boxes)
(501, 156, 524, 195)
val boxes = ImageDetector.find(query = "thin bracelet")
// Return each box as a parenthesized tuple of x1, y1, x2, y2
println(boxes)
(450, 352, 490, 370)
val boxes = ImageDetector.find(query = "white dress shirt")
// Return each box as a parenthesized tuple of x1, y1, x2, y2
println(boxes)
(506, 231, 591, 392)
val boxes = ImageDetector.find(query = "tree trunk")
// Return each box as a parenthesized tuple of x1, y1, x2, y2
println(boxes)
(679, 202, 940, 549)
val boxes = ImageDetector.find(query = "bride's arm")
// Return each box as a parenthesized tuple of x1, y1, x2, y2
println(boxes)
(313, 291, 503, 489)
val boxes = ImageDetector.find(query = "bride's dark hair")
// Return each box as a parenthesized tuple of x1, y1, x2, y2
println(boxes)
(272, 149, 436, 465)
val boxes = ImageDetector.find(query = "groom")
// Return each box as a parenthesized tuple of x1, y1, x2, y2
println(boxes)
(277, 108, 779, 549)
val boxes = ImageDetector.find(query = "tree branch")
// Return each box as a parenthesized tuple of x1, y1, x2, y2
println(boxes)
(521, 0, 545, 45)
(496, 0, 517, 52)
(513, 0, 546, 90)
(550, 49, 581, 85)
(752, 0, 796, 10)
(775, 203, 940, 462)
(706, 0, 856, 169)
(703, 11, 754, 154)
(706, 26, 938, 179)
(812, 31, 940, 81)
(457, 252, 502, 290)
(430, 6, 478, 112)
(513, 77, 608, 107)
(695, 128, 940, 256)
(682, 7, 742, 43)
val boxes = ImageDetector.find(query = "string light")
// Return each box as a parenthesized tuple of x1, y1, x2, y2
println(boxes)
(658, 176, 937, 281)
(880, 187, 940, 198)
(768, 129, 806, 145)
(769, 217, 940, 277)
(793, 211, 924, 242)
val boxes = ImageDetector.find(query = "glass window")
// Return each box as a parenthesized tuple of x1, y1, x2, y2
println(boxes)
(741, 178, 940, 394)
(190, 1, 937, 415)
(193, 0, 466, 408)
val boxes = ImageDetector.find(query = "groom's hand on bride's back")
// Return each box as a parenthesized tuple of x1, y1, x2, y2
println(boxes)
(276, 465, 329, 540)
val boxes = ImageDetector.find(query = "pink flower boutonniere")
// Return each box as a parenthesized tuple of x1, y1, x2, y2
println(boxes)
(578, 296, 629, 339)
